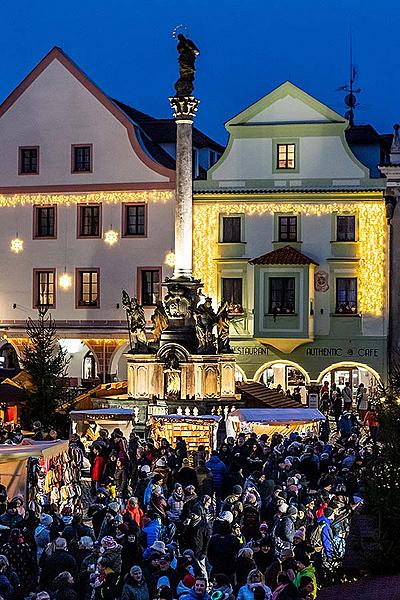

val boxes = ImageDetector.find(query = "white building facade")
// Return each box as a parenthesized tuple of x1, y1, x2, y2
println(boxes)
(0, 47, 178, 383)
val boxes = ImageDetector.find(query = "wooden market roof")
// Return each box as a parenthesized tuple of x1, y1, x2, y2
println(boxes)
(236, 381, 300, 409)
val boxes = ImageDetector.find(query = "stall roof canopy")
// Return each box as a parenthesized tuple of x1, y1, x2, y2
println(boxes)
(70, 408, 133, 421)
(0, 439, 68, 463)
(148, 414, 222, 424)
(228, 408, 325, 424)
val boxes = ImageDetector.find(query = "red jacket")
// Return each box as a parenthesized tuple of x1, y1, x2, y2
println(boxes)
(91, 455, 106, 482)
(364, 411, 379, 427)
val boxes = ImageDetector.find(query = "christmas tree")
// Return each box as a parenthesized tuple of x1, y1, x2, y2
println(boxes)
(21, 307, 69, 428)
(364, 359, 400, 574)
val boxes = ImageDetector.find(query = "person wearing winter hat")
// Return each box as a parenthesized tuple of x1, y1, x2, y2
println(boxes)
(150, 540, 167, 555)
(258, 522, 269, 539)
(220, 511, 233, 524)
(100, 535, 122, 574)
(177, 573, 196, 599)
(179, 576, 212, 600)
(34, 513, 53, 560)
(121, 565, 149, 600)
(40, 537, 77, 589)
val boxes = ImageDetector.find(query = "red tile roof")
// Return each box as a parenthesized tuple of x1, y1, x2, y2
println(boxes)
(249, 245, 319, 266)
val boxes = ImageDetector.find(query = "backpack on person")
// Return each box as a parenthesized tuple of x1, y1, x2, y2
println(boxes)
(309, 521, 325, 551)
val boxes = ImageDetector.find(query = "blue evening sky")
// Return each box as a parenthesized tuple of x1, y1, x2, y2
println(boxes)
(0, 0, 399, 144)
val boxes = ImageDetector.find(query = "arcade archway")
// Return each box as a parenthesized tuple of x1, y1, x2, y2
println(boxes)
(254, 360, 310, 403)
(234, 365, 247, 382)
(317, 361, 381, 399)
(109, 342, 130, 381)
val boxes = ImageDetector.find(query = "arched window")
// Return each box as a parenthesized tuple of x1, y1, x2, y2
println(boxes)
(83, 351, 97, 380)
(0, 343, 19, 372)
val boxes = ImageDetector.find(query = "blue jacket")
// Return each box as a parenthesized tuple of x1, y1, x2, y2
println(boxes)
(205, 456, 227, 490)
(317, 515, 333, 557)
(237, 584, 272, 600)
(338, 415, 352, 435)
(34, 524, 51, 558)
(180, 588, 211, 600)
(143, 517, 162, 550)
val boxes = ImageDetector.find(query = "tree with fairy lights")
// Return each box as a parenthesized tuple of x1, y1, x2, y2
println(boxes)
(363, 357, 400, 574)
(21, 307, 70, 429)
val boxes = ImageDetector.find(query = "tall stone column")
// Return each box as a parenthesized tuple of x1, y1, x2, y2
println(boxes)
(169, 96, 200, 280)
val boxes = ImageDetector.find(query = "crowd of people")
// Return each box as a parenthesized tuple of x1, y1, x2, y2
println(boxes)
(0, 394, 371, 600)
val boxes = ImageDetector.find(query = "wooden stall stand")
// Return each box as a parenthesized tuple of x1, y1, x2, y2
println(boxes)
(226, 408, 326, 438)
(70, 408, 134, 448)
(147, 414, 222, 457)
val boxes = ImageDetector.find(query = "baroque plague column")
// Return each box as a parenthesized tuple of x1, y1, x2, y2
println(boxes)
(124, 35, 237, 421)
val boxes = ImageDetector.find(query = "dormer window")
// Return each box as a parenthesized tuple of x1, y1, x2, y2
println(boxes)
(277, 143, 295, 169)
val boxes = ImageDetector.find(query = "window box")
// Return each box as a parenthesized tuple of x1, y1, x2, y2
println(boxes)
(217, 242, 246, 258)
(330, 241, 360, 258)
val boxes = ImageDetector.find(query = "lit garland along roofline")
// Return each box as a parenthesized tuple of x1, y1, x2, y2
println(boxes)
(192, 200, 386, 317)
(0, 190, 173, 207)
(194, 190, 384, 202)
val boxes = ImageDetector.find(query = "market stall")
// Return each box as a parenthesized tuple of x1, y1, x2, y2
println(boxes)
(226, 408, 325, 437)
(147, 414, 222, 456)
(0, 440, 71, 504)
(70, 408, 134, 444)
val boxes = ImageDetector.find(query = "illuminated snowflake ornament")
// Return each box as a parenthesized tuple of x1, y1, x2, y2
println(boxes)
(10, 236, 24, 253)
(59, 271, 73, 290)
(104, 229, 119, 246)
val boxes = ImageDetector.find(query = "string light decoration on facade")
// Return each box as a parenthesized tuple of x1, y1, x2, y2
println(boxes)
(10, 236, 24, 253)
(59, 271, 73, 290)
(165, 250, 175, 267)
(0, 190, 173, 208)
(104, 229, 119, 246)
(192, 199, 386, 317)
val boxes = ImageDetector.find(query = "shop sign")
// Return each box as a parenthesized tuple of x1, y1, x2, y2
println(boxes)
(234, 346, 269, 356)
(305, 347, 379, 358)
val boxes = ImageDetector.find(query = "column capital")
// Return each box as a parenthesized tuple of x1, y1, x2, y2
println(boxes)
(169, 96, 200, 120)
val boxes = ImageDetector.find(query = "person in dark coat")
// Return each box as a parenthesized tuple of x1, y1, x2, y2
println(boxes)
(0, 528, 38, 593)
(40, 537, 77, 589)
(207, 520, 242, 578)
(176, 459, 198, 489)
(235, 547, 257, 588)
(0, 501, 23, 530)
(121, 565, 149, 600)
(114, 457, 129, 500)
(182, 509, 211, 564)
(52, 571, 78, 600)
